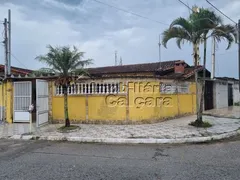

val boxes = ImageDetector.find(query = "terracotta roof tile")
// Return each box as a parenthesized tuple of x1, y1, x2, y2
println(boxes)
(0, 65, 32, 75)
(87, 60, 182, 75)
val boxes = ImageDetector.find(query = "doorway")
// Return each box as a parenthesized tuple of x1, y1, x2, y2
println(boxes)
(13, 79, 49, 127)
(204, 80, 214, 110)
(228, 83, 233, 106)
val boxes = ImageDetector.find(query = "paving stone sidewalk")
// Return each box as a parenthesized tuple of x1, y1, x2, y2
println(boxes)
(204, 106, 240, 119)
(1, 115, 240, 143)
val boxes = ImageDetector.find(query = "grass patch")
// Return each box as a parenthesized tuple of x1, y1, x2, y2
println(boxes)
(234, 102, 240, 106)
(189, 121, 212, 128)
(57, 125, 80, 132)
(22, 132, 34, 135)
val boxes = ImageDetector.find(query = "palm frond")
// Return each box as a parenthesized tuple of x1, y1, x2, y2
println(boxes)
(30, 68, 57, 77)
(72, 68, 90, 77)
(72, 59, 93, 69)
(35, 45, 94, 77)
(170, 17, 192, 36)
(212, 25, 236, 49)
(162, 27, 191, 48)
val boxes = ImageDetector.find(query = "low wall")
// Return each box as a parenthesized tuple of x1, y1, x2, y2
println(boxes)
(51, 80, 196, 124)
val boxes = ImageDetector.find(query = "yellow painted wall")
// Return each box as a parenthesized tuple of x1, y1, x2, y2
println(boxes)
(52, 96, 86, 120)
(0, 84, 2, 106)
(0, 81, 13, 123)
(6, 81, 13, 123)
(88, 95, 126, 121)
(50, 80, 197, 123)
(127, 81, 194, 121)
(1, 78, 197, 124)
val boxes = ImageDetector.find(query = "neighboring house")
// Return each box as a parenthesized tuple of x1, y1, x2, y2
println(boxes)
(0, 60, 210, 126)
(206, 77, 240, 109)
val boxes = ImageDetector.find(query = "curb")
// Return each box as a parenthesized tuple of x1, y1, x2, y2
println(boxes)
(8, 130, 240, 144)
(203, 114, 240, 119)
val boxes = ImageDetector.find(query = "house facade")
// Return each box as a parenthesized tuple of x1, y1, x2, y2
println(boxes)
(0, 60, 210, 125)
(211, 77, 239, 109)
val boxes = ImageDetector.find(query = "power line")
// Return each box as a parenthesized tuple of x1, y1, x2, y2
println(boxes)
(206, 0, 237, 24)
(91, 0, 169, 26)
(10, 53, 28, 69)
(178, 0, 193, 12)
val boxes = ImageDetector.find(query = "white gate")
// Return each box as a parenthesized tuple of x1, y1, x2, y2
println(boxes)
(13, 81, 32, 122)
(36, 79, 49, 127)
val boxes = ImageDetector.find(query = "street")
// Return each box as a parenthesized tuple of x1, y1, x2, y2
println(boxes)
(0, 139, 240, 180)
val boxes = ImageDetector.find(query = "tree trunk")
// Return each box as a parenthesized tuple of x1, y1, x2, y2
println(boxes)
(193, 43, 201, 123)
(63, 85, 70, 127)
(199, 36, 207, 123)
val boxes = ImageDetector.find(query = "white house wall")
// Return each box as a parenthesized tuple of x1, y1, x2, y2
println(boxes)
(233, 83, 240, 104)
(214, 81, 228, 109)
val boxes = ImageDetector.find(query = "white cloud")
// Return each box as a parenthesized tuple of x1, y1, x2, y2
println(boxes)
(0, 2, 82, 70)
(41, 0, 87, 13)
(0, 0, 238, 78)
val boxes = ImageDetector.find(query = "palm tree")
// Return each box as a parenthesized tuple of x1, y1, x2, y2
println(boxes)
(162, 7, 236, 125)
(162, 16, 204, 124)
(189, 8, 237, 122)
(35, 45, 93, 127)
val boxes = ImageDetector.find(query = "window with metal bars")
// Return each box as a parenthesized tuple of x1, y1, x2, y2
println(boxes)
(160, 83, 189, 94)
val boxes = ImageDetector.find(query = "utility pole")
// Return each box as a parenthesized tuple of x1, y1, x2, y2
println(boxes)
(158, 34, 162, 69)
(115, 51, 117, 66)
(8, 9, 11, 75)
(206, 0, 240, 91)
(119, 56, 122, 65)
(238, 19, 240, 92)
(3, 18, 8, 78)
(211, 37, 216, 79)
(158, 34, 161, 63)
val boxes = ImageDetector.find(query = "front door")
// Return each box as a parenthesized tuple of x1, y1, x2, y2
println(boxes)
(36, 79, 49, 127)
(228, 84, 233, 106)
(13, 81, 32, 122)
(204, 81, 214, 110)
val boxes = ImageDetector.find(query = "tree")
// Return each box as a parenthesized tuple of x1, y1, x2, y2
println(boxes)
(162, 7, 237, 125)
(35, 45, 93, 127)
(189, 8, 237, 123)
(162, 16, 203, 124)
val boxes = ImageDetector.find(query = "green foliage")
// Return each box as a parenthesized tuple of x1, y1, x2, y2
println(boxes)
(162, 6, 237, 50)
(189, 121, 212, 128)
(58, 125, 80, 133)
(35, 45, 93, 127)
(35, 45, 93, 83)
(234, 102, 240, 106)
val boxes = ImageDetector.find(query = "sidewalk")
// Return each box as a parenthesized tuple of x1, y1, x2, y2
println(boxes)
(204, 106, 240, 119)
(1, 115, 240, 144)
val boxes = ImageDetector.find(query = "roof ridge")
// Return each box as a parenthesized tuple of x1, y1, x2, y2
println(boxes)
(87, 60, 182, 69)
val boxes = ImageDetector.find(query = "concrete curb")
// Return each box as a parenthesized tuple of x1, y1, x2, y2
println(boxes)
(203, 114, 240, 119)
(7, 130, 240, 144)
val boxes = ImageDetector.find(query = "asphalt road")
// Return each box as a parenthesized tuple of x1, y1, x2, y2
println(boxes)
(0, 139, 240, 180)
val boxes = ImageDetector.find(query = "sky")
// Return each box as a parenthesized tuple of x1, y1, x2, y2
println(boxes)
(0, 0, 239, 78)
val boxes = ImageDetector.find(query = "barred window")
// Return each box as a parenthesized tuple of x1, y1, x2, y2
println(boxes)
(160, 83, 189, 94)
(160, 83, 177, 94)
(177, 84, 189, 94)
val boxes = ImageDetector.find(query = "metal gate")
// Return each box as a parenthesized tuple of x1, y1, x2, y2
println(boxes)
(13, 81, 32, 122)
(36, 79, 49, 127)
(228, 83, 233, 106)
(204, 80, 214, 110)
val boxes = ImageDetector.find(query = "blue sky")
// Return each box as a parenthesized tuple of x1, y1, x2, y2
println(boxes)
(0, 0, 239, 78)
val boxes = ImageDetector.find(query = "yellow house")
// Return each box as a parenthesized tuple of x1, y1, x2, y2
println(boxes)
(0, 60, 210, 126)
